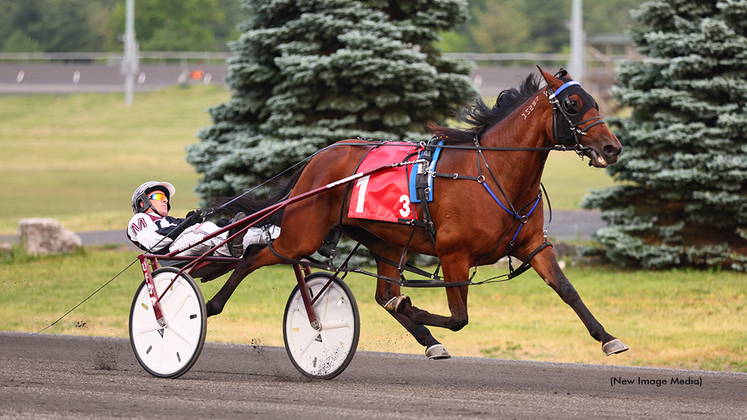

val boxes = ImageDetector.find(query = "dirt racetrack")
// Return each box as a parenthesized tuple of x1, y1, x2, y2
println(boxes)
(1, 331, 745, 419)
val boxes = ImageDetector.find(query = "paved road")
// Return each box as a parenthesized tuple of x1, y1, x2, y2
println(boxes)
(1, 331, 745, 419)
(0, 63, 230, 94)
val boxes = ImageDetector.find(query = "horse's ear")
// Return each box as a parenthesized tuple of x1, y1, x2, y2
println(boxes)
(537, 65, 563, 90)
(554, 68, 569, 79)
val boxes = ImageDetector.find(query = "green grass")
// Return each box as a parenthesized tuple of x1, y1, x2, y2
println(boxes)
(2, 247, 746, 372)
(0, 85, 230, 234)
(0, 86, 615, 235)
(542, 152, 616, 210)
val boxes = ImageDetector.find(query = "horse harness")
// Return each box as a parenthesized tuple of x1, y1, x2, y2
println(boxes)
(270, 71, 605, 287)
(405, 135, 552, 282)
(390, 72, 607, 283)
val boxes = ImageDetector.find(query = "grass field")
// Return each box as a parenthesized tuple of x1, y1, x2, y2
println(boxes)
(0, 86, 223, 234)
(2, 247, 745, 372)
(0, 86, 614, 235)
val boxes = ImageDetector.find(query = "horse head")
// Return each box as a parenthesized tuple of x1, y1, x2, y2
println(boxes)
(538, 67, 622, 168)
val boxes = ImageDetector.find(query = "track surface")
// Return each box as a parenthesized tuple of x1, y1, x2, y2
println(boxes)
(1, 331, 745, 419)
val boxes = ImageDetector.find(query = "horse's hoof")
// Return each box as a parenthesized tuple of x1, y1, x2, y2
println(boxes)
(425, 344, 451, 360)
(602, 338, 629, 356)
(383, 295, 410, 313)
(205, 301, 222, 317)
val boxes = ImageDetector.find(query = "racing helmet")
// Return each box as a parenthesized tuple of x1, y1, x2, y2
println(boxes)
(131, 181, 176, 214)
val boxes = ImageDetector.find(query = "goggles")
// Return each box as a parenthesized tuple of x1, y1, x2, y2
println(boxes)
(148, 192, 169, 203)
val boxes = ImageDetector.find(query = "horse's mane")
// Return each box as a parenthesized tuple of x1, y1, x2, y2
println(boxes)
(429, 73, 543, 144)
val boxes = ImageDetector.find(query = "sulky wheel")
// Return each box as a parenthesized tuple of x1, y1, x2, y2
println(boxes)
(129, 267, 207, 378)
(283, 272, 360, 379)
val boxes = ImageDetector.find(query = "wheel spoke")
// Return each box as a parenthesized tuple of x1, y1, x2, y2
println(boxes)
(132, 319, 162, 336)
(165, 283, 190, 318)
(301, 333, 321, 354)
(320, 319, 352, 330)
(131, 296, 162, 336)
(168, 321, 196, 347)
(158, 330, 169, 365)
(293, 302, 309, 323)
(314, 286, 331, 321)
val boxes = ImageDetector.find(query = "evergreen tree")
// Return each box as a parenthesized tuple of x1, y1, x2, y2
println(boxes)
(107, 0, 226, 51)
(437, 0, 646, 54)
(186, 0, 476, 201)
(0, 0, 104, 52)
(582, 0, 747, 270)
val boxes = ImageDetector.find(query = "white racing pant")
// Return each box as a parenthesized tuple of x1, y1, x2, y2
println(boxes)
(172, 222, 280, 257)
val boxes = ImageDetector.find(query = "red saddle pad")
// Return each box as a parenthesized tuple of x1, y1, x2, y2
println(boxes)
(347, 143, 421, 224)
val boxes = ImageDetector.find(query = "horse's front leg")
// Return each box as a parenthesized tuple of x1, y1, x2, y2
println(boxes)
(530, 246, 629, 356)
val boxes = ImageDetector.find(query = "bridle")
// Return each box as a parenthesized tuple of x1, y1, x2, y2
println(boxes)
(547, 75, 608, 158)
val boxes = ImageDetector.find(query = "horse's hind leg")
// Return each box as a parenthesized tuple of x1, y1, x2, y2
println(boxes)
(530, 246, 629, 356)
(373, 260, 450, 359)
(205, 244, 277, 316)
(371, 250, 475, 359)
(388, 254, 471, 333)
(345, 227, 448, 359)
(206, 221, 328, 316)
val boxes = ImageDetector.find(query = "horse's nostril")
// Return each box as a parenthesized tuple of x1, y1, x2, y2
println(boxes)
(604, 145, 621, 157)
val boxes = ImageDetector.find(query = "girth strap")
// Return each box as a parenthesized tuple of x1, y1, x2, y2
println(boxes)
(368, 250, 475, 288)
(506, 241, 553, 279)
(368, 249, 440, 280)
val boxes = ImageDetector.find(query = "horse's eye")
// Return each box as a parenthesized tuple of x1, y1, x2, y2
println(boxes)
(562, 97, 580, 115)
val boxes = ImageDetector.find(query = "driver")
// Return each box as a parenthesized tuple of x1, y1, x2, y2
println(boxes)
(126, 181, 279, 257)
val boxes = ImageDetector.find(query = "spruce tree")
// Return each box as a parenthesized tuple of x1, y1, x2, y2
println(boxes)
(186, 0, 475, 201)
(582, 0, 747, 270)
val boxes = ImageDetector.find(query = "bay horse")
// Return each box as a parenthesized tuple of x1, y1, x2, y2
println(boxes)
(206, 67, 629, 359)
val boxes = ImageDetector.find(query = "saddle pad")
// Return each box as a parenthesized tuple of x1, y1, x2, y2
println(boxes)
(347, 143, 421, 223)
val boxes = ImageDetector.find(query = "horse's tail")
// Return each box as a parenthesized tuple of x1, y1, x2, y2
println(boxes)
(209, 166, 305, 226)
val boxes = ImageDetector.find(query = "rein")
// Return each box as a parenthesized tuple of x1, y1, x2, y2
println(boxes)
(333, 140, 580, 153)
